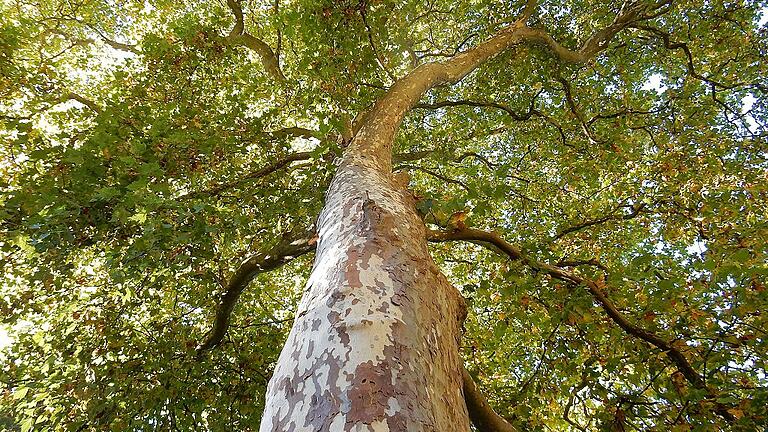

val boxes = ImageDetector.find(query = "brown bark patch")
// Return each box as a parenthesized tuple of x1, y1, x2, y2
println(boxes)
(345, 360, 396, 428)
(344, 248, 362, 289)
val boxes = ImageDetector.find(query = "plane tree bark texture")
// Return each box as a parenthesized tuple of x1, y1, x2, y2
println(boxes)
(259, 2, 666, 431)
(260, 139, 471, 431)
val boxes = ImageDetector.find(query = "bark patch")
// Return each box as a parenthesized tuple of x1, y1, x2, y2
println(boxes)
(345, 360, 396, 428)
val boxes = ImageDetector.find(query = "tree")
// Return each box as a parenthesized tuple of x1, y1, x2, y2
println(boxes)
(0, 0, 766, 430)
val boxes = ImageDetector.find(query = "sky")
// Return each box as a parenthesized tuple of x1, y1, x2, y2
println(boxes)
(0, 327, 10, 350)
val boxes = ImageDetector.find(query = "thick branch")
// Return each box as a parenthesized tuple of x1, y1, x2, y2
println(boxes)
(225, 0, 286, 82)
(427, 227, 735, 422)
(518, 1, 670, 63)
(197, 227, 317, 352)
(350, 2, 659, 172)
(227, 0, 245, 36)
(517, 0, 538, 25)
(463, 366, 519, 432)
(347, 16, 532, 171)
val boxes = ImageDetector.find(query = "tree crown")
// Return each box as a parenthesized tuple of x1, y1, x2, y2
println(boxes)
(1, 0, 767, 430)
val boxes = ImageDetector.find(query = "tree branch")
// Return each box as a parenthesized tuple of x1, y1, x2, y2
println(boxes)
(360, 6, 396, 82)
(227, 0, 245, 37)
(414, 33, 478, 60)
(345, 7, 537, 170)
(555, 75, 601, 145)
(554, 202, 647, 240)
(415, 94, 568, 148)
(518, 1, 671, 63)
(197, 227, 317, 352)
(85, 25, 141, 54)
(225, 0, 286, 82)
(181, 144, 428, 201)
(268, 126, 322, 140)
(349, 1, 658, 171)
(395, 164, 471, 192)
(563, 357, 597, 432)
(392, 149, 433, 163)
(414, 96, 538, 121)
(427, 226, 735, 422)
(65, 92, 102, 113)
(192, 223, 523, 432)
(555, 257, 609, 273)
(463, 366, 519, 432)
(516, 0, 538, 26)
(45, 23, 140, 55)
(179, 151, 314, 200)
(455, 151, 498, 170)
(630, 24, 738, 91)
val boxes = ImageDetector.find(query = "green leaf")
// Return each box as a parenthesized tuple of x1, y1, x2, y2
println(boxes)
(13, 387, 29, 400)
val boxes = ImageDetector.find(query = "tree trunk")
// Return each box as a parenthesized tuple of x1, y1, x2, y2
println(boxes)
(259, 139, 470, 431)
(260, 15, 537, 431)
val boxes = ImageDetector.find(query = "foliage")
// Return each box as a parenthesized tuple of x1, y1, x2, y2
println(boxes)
(1, 0, 767, 430)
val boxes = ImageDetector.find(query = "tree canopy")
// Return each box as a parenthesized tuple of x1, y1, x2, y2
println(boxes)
(1, 0, 767, 430)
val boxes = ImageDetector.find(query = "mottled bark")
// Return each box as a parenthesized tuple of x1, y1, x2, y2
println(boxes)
(260, 130, 471, 431)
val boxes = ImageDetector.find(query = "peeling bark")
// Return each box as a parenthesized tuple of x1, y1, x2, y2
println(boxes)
(260, 149, 470, 431)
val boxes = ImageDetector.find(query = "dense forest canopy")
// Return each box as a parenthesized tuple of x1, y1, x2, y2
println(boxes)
(1, 0, 767, 430)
